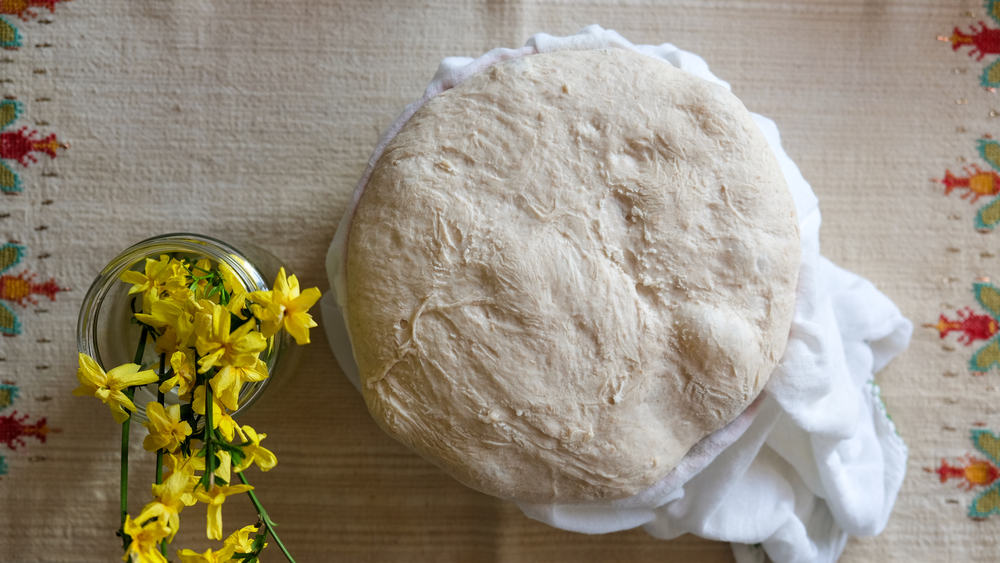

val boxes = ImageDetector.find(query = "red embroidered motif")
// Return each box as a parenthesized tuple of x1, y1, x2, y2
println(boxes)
(940, 165, 1000, 203)
(0, 126, 60, 166)
(934, 455, 1000, 490)
(0, 0, 70, 22)
(928, 307, 1000, 345)
(0, 411, 48, 450)
(950, 21, 1000, 61)
(0, 270, 64, 305)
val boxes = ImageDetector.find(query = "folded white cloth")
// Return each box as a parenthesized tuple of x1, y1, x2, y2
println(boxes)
(322, 25, 913, 563)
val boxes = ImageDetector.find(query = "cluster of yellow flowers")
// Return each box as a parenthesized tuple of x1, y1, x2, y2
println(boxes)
(74, 254, 320, 563)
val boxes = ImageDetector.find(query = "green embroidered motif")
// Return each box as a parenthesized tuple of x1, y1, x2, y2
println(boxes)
(971, 336, 1000, 373)
(0, 16, 19, 49)
(971, 429, 1000, 517)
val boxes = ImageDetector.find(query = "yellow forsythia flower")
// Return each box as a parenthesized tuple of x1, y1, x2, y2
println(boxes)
(195, 303, 266, 374)
(136, 455, 197, 542)
(224, 524, 263, 555)
(219, 261, 249, 319)
(176, 546, 236, 563)
(119, 255, 188, 311)
(160, 350, 197, 399)
(121, 514, 170, 563)
(250, 267, 321, 345)
(179, 449, 229, 488)
(215, 411, 244, 442)
(195, 483, 254, 540)
(141, 402, 192, 453)
(164, 452, 202, 493)
(191, 385, 222, 425)
(135, 295, 199, 354)
(73, 354, 158, 423)
(166, 297, 202, 353)
(211, 358, 267, 411)
(191, 386, 245, 441)
(133, 294, 184, 328)
(234, 424, 277, 473)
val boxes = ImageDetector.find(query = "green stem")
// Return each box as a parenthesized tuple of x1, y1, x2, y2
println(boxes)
(133, 325, 149, 367)
(154, 449, 163, 483)
(155, 352, 166, 485)
(238, 472, 295, 563)
(118, 392, 132, 547)
(155, 353, 166, 557)
(119, 325, 149, 546)
(204, 381, 215, 489)
(154, 450, 164, 558)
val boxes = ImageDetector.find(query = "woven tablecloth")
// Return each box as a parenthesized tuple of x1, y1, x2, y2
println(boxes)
(0, 1, 995, 560)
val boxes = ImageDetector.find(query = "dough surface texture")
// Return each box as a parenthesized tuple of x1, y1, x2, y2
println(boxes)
(346, 48, 799, 502)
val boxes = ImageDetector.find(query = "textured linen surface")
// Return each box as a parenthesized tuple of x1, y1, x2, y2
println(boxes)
(0, 1, 995, 561)
(322, 26, 911, 563)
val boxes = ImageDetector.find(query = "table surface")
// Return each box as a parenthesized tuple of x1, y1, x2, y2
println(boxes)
(1, 0, 997, 560)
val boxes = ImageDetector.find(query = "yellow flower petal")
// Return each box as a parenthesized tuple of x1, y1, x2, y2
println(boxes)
(197, 348, 226, 374)
(216, 412, 243, 442)
(107, 403, 131, 424)
(142, 402, 192, 453)
(210, 366, 241, 412)
(192, 385, 221, 423)
(121, 514, 170, 563)
(176, 545, 236, 563)
(160, 350, 197, 398)
(74, 354, 157, 423)
(291, 286, 322, 312)
(224, 524, 261, 554)
(195, 484, 254, 540)
(285, 310, 318, 345)
(118, 269, 150, 290)
(240, 358, 269, 383)
(235, 425, 278, 473)
(106, 364, 159, 389)
(249, 268, 321, 344)
(77, 353, 104, 383)
(215, 450, 232, 484)
(134, 298, 184, 329)
(195, 303, 266, 373)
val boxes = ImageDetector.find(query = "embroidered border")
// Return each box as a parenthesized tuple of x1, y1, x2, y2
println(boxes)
(930, 429, 1000, 518)
(928, 282, 1000, 373)
(0, 99, 64, 194)
(0, 0, 68, 482)
(944, 1, 1000, 88)
(0, 382, 53, 477)
(0, 242, 65, 336)
(936, 139, 1000, 231)
(0, 1, 72, 51)
(0, 1, 71, 24)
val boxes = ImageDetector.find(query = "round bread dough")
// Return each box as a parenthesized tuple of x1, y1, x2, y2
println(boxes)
(345, 48, 799, 503)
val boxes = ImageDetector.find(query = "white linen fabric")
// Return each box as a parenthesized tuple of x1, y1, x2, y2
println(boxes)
(322, 25, 913, 563)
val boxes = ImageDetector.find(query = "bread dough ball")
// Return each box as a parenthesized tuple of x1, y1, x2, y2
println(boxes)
(345, 48, 799, 502)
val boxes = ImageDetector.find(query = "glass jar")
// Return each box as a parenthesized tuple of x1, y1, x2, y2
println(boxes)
(76, 233, 292, 423)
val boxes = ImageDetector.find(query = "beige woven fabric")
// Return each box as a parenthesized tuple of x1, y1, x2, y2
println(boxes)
(0, 0, 994, 560)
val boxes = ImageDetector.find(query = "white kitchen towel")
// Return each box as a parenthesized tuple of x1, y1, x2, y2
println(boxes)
(321, 25, 913, 563)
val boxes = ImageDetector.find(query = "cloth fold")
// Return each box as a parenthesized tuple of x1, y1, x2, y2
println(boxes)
(322, 25, 912, 562)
